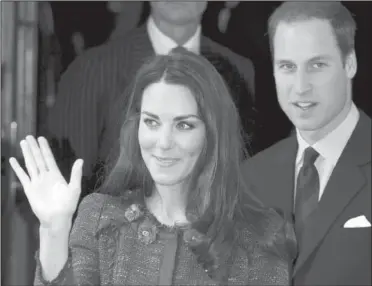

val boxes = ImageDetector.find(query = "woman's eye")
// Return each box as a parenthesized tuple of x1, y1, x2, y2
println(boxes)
(177, 122, 194, 130)
(144, 118, 159, 128)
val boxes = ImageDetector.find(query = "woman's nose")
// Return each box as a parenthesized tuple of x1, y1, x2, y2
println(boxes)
(157, 126, 174, 150)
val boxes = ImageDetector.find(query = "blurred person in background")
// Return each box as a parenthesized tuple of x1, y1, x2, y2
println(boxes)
(217, 1, 240, 34)
(107, 1, 144, 41)
(38, 1, 62, 132)
(71, 31, 85, 57)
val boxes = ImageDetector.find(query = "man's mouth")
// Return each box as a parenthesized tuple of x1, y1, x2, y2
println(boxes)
(293, 102, 318, 110)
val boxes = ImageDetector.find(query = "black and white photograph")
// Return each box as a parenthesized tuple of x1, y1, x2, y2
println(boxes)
(1, 1, 371, 285)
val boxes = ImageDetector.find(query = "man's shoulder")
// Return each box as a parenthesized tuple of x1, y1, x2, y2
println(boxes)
(243, 135, 296, 169)
(346, 108, 371, 165)
(69, 27, 147, 70)
(359, 109, 372, 136)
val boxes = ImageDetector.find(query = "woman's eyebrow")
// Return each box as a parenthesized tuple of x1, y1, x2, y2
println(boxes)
(141, 111, 200, 121)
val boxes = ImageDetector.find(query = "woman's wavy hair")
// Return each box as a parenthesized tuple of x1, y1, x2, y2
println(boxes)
(100, 48, 296, 282)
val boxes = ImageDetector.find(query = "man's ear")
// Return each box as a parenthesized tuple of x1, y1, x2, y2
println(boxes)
(345, 50, 357, 79)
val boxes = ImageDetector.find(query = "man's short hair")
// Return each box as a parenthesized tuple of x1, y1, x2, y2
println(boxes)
(268, 1, 357, 62)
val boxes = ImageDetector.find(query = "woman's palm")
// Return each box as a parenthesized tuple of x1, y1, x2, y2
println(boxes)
(9, 136, 83, 228)
(26, 168, 79, 226)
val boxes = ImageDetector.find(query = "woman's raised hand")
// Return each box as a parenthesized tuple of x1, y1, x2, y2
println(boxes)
(9, 136, 83, 230)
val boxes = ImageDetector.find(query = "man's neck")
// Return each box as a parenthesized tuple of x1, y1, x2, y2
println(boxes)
(152, 17, 199, 45)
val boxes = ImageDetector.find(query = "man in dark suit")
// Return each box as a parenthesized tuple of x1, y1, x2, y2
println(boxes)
(45, 1, 257, 194)
(242, 2, 371, 285)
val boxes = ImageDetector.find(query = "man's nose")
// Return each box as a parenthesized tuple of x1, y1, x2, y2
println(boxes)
(294, 70, 312, 95)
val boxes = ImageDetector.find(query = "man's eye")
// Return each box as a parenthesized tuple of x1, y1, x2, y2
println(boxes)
(280, 63, 296, 71)
(312, 62, 327, 69)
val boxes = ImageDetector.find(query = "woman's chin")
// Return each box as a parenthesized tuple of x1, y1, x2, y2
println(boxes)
(152, 174, 182, 187)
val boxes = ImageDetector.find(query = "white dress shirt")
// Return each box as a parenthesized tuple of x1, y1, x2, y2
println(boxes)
(147, 16, 201, 55)
(294, 103, 360, 203)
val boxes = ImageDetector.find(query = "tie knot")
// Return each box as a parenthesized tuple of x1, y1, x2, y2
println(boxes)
(171, 46, 188, 54)
(303, 147, 319, 166)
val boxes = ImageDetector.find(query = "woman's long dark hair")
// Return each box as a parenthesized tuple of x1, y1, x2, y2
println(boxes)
(100, 48, 295, 282)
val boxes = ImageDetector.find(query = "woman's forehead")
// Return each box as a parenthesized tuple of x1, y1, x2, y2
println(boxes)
(141, 81, 198, 115)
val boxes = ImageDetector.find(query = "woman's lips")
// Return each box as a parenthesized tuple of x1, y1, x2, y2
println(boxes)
(153, 155, 180, 167)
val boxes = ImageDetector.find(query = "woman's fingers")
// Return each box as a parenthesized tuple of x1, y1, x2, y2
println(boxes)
(69, 159, 83, 192)
(38, 136, 59, 173)
(9, 157, 31, 191)
(26, 135, 48, 173)
(12, 135, 60, 180)
(20, 139, 39, 179)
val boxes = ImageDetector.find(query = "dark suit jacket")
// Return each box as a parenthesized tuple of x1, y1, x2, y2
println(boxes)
(45, 25, 257, 194)
(241, 110, 371, 285)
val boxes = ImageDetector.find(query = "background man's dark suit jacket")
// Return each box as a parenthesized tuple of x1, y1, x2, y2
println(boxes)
(241, 110, 371, 285)
(45, 24, 257, 195)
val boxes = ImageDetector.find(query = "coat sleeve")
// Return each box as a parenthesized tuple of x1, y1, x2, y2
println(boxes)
(33, 193, 107, 286)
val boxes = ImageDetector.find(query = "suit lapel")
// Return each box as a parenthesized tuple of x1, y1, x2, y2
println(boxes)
(293, 110, 371, 275)
(249, 135, 297, 215)
(135, 24, 155, 57)
(293, 162, 366, 274)
(126, 25, 155, 75)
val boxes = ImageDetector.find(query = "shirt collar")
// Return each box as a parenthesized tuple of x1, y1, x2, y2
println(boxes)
(296, 102, 360, 166)
(147, 16, 201, 55)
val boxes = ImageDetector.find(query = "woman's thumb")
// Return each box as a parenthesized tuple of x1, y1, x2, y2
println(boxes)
(69, 159, 84, 190)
